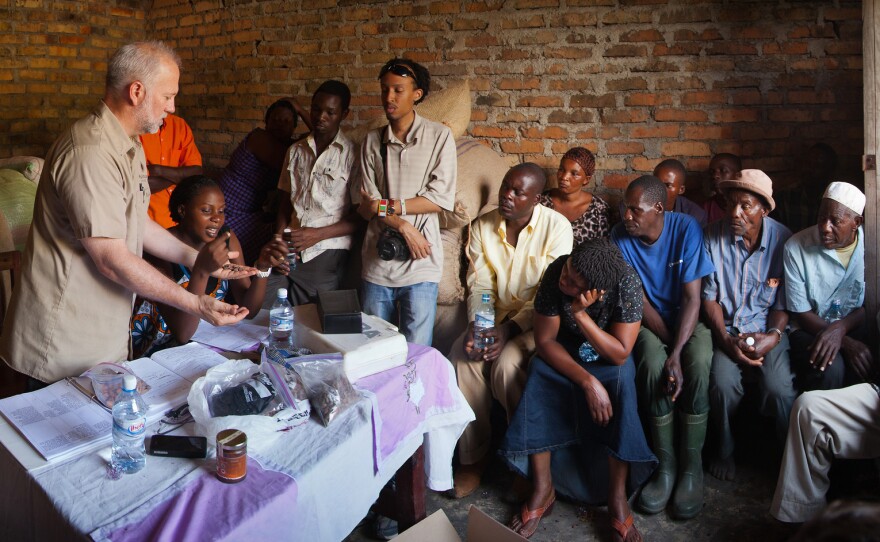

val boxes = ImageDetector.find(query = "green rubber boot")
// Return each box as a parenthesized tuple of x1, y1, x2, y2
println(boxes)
(671, 411, 708, 519)
(636, 411, 676, 514)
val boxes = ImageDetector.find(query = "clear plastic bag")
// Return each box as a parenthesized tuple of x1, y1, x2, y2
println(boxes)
(80, 362, 151, 408)
(188, 359, 295, 453)
(261, 347, 311, 427)
(290, 354, 359, 427)
(204, 364, 285, 418)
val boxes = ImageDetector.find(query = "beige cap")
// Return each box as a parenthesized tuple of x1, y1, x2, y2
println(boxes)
(718, 169, 775, 211)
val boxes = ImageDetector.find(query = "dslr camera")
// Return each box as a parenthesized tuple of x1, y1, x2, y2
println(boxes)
(377, 227, 410, 261)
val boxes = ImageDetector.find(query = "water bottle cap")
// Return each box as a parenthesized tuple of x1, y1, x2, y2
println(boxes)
(122, 374, 137, 391)
(482, 293, 490, 302)
(277, 288, 288, 298)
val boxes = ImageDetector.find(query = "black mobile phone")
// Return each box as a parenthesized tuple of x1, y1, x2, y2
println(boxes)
(148, 435, 208, 459)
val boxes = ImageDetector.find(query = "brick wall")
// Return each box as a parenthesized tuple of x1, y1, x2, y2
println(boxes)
(0, 0, 146, 156)
(4, 1, 864, 197)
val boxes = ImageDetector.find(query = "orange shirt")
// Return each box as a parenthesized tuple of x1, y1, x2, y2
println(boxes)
(140, 114, 202, 228)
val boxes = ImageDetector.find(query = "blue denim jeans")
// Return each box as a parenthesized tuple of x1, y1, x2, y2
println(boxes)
(362, 281, 438, 346)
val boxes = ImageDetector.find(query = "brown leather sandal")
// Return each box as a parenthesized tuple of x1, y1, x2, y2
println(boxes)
(611, 513, 640, 542)
(511, 491, 556, 539)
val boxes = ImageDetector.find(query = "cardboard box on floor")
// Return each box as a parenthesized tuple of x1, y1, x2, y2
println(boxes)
(395, 506, 529, 542)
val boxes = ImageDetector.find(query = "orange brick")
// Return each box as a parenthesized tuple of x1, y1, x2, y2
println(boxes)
(471, 126, 517, 138)
(683, 126, 734, 140)
(620, 29, 663, 42)
(655, 109, 709, 122)
(632, 156, 660, 172)
(661, 141, 711, 157)
(516, 95, 564, 107)
(501, 140, 545, 154)
(601, 173, 634, 190)
(521, 126, 568, 139)
(630, 125, 680, 138)
(714, 109, 759, 122)
(602, 109, 649, 123)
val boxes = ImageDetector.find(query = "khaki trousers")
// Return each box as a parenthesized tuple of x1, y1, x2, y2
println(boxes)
(770, 383, 880, 522)
(451, 330, 535, 465)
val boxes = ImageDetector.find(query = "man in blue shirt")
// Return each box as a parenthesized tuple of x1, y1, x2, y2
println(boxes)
(616, 159, 707, 227)
(702, 170, 795, 482)
(612, 175, 715, 520)
(783, 181, 873, 392)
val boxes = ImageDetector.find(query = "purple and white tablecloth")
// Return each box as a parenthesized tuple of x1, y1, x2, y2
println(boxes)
(0, 344, 474, 542)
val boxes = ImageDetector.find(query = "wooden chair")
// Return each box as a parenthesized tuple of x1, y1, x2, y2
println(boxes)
(0, 250, 25, 398)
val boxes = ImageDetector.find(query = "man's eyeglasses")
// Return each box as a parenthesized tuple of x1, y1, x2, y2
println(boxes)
(380, 63, 417, 80)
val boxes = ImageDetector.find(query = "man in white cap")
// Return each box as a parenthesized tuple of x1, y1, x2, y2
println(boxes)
(703, 169, 796, 482)
(783, 181, 873, 392)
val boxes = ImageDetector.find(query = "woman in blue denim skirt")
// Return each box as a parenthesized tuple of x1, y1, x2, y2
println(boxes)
(501, 239, 657, 541)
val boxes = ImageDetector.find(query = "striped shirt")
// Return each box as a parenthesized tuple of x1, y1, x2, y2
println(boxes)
(702, 217, 791, 333)
(354, 112, 456, 286)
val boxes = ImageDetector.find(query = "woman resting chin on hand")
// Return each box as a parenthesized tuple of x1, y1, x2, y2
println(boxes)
(499, 239, 656, 542)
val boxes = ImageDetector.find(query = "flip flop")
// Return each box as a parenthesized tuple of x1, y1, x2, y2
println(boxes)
(611, 513, 640, 542)
(512, 490, 556, 538)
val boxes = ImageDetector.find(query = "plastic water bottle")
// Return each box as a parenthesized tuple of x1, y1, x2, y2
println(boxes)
(269, 287, 295, 350)
(474, 293, 495, 350)
(283, 228, 297, 271)
(579, 341, 600, 363)
(825, 299, 843, 323)
(111, 374, 147, 474)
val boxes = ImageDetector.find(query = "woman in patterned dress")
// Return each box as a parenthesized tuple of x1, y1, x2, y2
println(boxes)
(538, 147, 611, 245)
(130, 176, 288, 357)
(218, 98, 310, 264)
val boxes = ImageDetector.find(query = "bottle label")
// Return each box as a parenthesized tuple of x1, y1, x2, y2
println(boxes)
(270, 315, 293, 331)
(114, 417, 146, 436)
(475, 313, 494, 328)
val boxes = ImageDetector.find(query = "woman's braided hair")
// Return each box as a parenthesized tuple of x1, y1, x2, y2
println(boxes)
(569, 238, 628, 294)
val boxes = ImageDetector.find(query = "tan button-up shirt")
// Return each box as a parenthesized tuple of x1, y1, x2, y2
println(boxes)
(278, 130, 356, 263)
(0, 102, 149, 382)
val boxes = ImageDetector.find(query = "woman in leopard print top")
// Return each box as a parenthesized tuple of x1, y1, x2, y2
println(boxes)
(538, 147, 610, 245)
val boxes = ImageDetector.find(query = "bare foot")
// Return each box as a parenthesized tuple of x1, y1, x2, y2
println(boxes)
(508, 486, 555, 538)
(608, 496, 642, 542)
(709, 454, 736, 481)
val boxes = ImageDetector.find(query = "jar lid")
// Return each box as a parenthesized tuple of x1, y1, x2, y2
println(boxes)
(217, 429, 247, 450)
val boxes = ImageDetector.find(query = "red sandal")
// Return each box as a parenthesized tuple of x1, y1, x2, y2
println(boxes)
(511, 490, 556, 539)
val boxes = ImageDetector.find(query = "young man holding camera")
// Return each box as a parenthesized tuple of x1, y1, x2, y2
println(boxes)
(355, 58, 457, 346)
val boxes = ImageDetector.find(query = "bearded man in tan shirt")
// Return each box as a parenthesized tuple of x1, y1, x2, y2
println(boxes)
(1, 42, 252, 385)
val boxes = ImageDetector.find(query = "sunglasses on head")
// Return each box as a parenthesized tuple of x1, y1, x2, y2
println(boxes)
(380, 63, 417, 79)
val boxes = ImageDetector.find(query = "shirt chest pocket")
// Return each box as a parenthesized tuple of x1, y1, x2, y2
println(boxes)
(747, 277, 781, 309)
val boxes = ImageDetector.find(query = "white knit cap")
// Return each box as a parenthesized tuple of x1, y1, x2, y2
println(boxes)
(823, 181, 866, 215)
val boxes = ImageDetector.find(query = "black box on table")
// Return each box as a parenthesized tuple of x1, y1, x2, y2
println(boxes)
(316, 289, 363, 334)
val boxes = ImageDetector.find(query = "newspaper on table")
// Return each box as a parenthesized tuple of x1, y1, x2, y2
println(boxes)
(0, 343, 228, 462)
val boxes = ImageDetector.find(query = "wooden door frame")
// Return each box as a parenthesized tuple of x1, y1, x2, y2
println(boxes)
(864, 1, 878, 338)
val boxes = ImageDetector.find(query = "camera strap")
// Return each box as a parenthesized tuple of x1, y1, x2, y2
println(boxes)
(379, 127, 389, 199)
(378, 127, 425, 234)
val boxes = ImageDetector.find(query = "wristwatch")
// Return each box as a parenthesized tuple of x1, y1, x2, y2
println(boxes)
(256, 268, 272, 278)
(767, 327, 783, 341)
